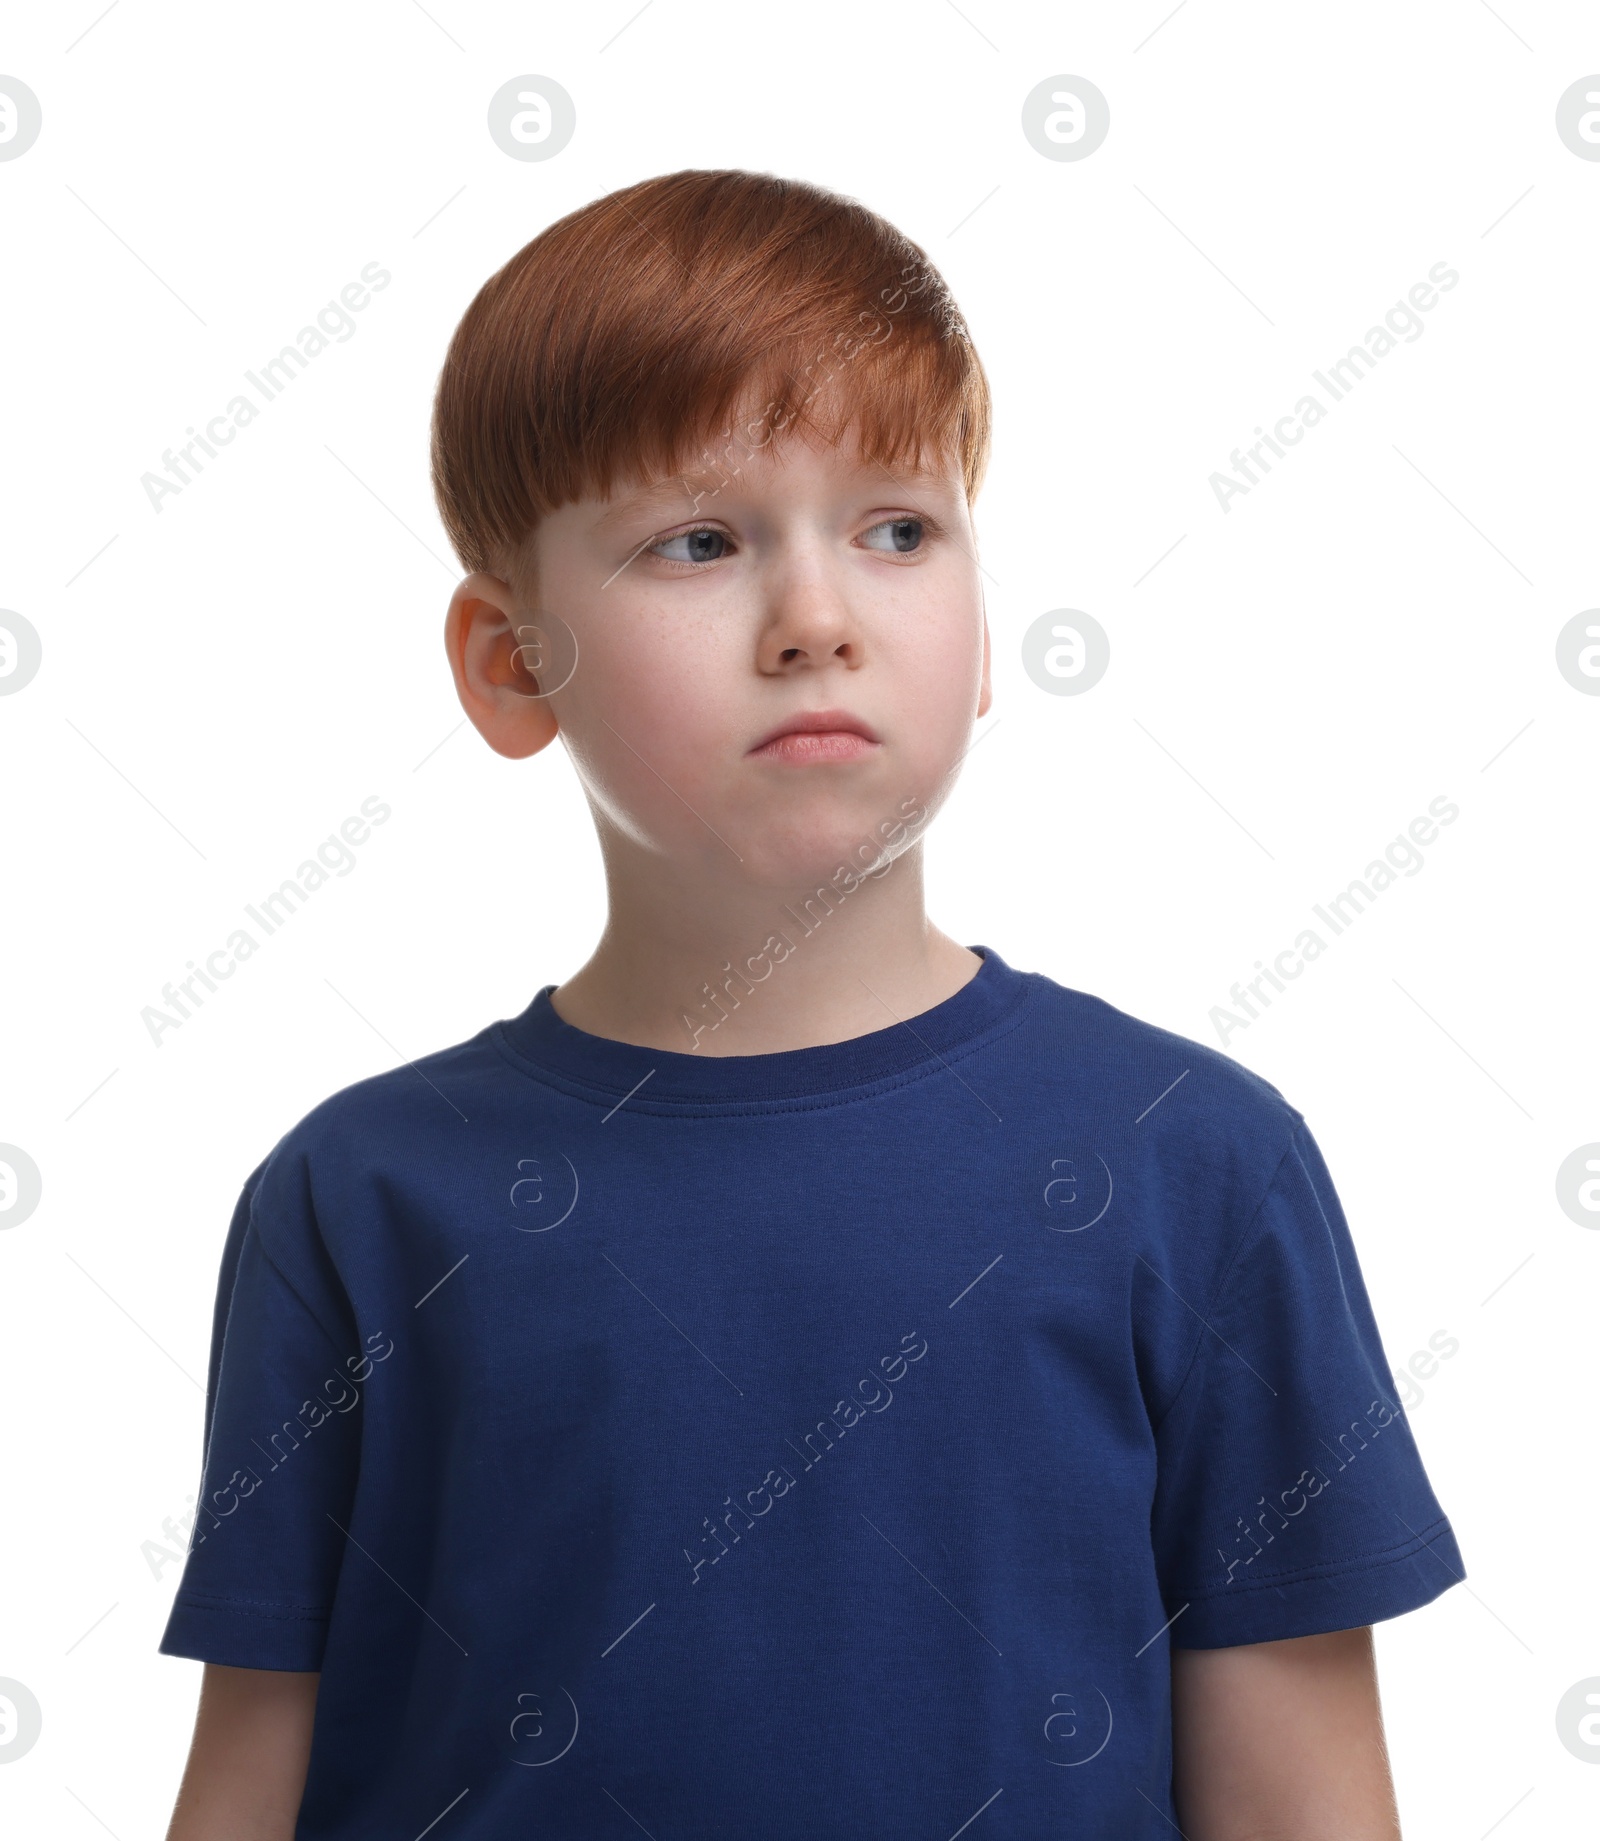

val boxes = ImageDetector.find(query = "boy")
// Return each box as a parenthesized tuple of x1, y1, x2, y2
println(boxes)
(161, 168, 1462, 1839)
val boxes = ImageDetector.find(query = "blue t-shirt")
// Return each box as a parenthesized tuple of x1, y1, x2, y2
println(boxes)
(161, 944, 1462, 1836)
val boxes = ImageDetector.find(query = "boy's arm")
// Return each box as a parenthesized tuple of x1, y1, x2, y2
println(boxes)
(1171, 1626, 1403, 1839)
(166, 1664, 319, 1841)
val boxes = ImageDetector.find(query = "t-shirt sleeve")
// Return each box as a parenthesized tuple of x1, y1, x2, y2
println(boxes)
(1152, 1117, 1464, 1647)
(159, 1142, 367, 1671)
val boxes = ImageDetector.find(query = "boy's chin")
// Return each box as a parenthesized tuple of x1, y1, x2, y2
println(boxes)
(728, 815, 908, 893)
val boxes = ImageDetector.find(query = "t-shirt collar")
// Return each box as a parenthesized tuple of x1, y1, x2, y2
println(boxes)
(494, 942, 1029, 1110)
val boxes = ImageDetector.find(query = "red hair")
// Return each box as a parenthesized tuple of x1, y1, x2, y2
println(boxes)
(429, 168, 991, 580)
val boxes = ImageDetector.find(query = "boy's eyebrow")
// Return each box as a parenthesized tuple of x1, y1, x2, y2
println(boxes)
(589, 478, 704, 531)
(591, 464, 961, 533)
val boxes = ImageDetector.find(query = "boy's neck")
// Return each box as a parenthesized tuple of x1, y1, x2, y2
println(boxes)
(546, 842, 982, 1057)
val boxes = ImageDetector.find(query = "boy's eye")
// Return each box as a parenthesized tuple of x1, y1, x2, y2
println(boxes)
(651, 528, 728, 565)
(861, 517, 925, 554)
(647, 516, 929, 566)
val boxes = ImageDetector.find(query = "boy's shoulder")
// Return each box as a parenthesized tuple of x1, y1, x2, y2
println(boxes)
(1019, 965, 1306, 1143)
(251, 1013, 521, 1186)
(1012, 967, 1321, 1254)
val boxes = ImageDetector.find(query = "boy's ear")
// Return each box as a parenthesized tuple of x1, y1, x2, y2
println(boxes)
(976, 596, 993, 720)
(444, 572, 562, 761)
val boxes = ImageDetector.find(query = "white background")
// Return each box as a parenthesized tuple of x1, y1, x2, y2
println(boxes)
(1, 1, 1596, 1835)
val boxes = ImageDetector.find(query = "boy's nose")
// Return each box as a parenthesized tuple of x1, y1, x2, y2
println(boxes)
(756, 565, 866, 672)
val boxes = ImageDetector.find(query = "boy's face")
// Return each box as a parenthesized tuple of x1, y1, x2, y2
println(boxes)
(446, 402, 991, 890)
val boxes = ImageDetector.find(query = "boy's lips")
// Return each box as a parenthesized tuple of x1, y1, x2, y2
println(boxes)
(746, 707, 882, 763)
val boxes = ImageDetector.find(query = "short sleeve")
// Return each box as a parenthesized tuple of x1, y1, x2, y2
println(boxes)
(1152, 1118, 1464, 1647)
(159, 1147, 366, 1671)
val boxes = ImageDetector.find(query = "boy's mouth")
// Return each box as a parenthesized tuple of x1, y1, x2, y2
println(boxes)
(747, 707, 882, 763)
